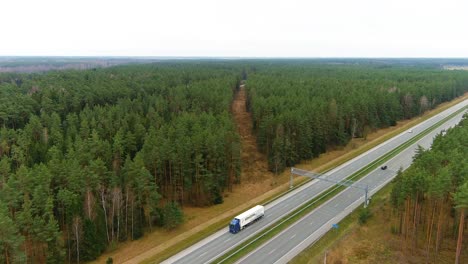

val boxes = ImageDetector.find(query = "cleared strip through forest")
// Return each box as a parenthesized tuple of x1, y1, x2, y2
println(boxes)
(118, 82, 276, 264)
(231, 83, 273, 184)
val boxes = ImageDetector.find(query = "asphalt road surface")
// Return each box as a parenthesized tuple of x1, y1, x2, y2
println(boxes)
(162, 99, 467, 264)
(237, 103, 468, 264)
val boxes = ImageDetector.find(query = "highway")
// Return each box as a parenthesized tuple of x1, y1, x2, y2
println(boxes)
(162, 99, 468, 264)
(237, 103, 468, 264)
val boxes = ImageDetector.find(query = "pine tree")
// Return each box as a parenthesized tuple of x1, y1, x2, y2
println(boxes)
(0, 201, 25, 264)
(454, 182, 468, 264)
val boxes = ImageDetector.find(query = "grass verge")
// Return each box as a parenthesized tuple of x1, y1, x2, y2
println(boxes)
(290, 182, 395, 264)
(212, 104, 467, 263)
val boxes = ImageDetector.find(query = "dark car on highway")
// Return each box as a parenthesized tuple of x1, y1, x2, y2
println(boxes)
(381, 165, 388, 170)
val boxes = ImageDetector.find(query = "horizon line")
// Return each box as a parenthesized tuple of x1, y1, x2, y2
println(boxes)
(1, 56, 468, 60)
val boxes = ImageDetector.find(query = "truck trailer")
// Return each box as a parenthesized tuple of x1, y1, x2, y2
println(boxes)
(229, 205, 264, 234)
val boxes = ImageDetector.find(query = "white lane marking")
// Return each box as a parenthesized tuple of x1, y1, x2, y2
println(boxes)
(309, 221, 314, 225)
(290, 234, 296, 240)
(199, 252, 207, 257)
(268, 249, 276, 255)
(334, 203, 339, 208)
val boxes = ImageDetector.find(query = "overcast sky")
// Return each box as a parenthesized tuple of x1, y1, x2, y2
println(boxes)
(1, 0, 467, 57)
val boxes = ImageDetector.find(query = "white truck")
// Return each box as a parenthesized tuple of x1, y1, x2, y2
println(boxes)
(229, 205, 264, 234)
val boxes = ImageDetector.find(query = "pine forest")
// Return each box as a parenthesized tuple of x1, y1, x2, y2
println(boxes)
(0, 60, 467, 263)
(390, 114, 468, 263)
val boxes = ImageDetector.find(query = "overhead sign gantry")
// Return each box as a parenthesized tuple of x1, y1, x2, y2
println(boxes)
(290, 167, 370, 207)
